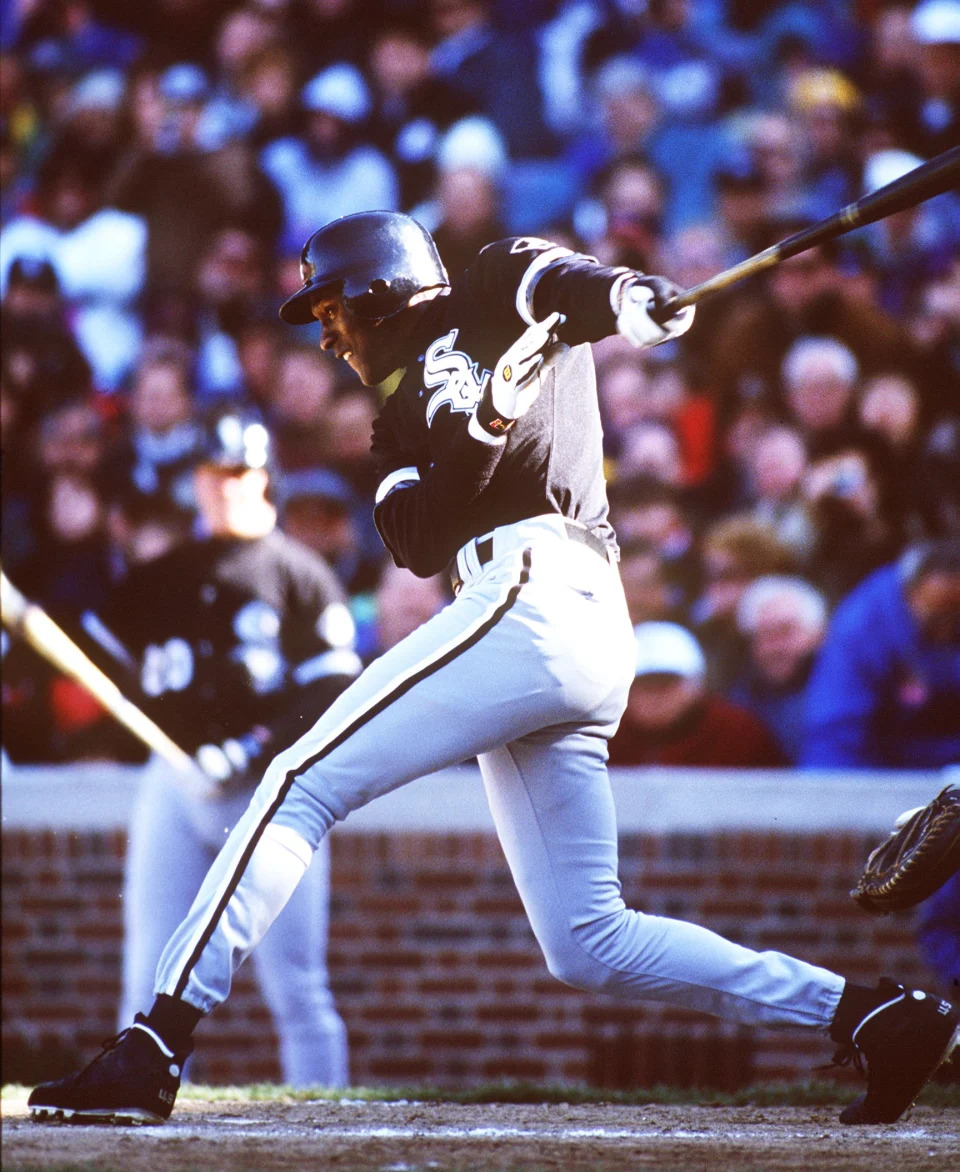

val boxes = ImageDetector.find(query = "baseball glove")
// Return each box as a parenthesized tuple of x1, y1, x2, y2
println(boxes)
(851, 784, 960, 914)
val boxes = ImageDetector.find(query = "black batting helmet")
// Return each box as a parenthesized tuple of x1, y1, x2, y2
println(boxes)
(278, 210, 449, 326)
(202, 410, 271, 471)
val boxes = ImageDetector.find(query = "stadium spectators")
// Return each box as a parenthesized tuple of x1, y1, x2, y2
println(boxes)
(728, 575, 829, 764)
(1, 0, 958, 771)
(802, 539, 960, 769)
(608, 622, 786, 767)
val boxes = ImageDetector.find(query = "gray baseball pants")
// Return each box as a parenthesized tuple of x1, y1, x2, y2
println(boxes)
(155, 515, 844, 1031)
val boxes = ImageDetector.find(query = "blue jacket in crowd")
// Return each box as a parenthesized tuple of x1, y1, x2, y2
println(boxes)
(915, 871, 960, 989)
(802, 564, 960, 769)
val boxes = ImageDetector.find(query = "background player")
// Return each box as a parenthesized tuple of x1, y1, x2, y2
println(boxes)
(29, 212, 958, 1127)
(88, 411, 358, 1087)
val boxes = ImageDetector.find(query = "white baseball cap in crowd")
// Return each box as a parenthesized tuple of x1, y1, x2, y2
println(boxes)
(632, 622, 706, 679)
(863, 150, 926, 195)
(911, 0, 960, 43)
(159, 63, 210, 105)
(69, 69, 126, 114)
(301, 64, 371, 123)
(436, 116, 508, 178)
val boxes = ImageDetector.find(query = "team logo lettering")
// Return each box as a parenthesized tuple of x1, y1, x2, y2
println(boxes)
(423, 328, 492, 426)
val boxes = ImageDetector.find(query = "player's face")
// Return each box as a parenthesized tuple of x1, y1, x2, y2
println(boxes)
(195, 464, 270, 535)
(311, 290, 401, 387)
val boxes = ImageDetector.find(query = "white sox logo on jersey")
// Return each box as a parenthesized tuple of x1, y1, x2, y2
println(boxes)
(423, 328, 492, 427)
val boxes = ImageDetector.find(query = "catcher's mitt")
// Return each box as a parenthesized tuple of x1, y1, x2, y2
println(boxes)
(851, 783, 960, 914)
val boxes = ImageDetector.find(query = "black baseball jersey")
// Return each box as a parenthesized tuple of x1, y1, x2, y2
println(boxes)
(94, 530, 358, 758)
(372, 237, 628, 577)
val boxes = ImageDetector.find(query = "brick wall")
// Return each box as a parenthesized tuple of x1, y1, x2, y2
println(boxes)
(1, 823, 939, 1090)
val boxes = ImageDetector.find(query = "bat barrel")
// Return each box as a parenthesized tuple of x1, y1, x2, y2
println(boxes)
(651, 145, 960, 324)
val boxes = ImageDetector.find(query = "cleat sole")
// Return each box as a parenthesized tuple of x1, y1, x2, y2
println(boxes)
(29, 1104, 165, 1126)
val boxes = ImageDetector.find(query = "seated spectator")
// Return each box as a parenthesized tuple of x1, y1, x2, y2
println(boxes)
(607, 476, 700, 618)
(56, 68, 131, 180)
(266, 344, 341, 473)
(13, 0, 142, 74)
(568, 59, 661, 193)
(277, 467, 360, 595)
(708, 235, 911, 420)
(743, 112, 805, 222)
(367, 19, 477, 209)
(691, 514, 796, 690)
(362, 561, 449, 663)
(234, 317, 285, 414)
(17, 471, 114, 617)
(108, 62, 280, 300)
(728, 575, 829, 764)
(910, 0, 960, 156)
(858, 372, 921, 455)
(259, 63, 399, 255)
(35, 396, 106, 480)
(786, 67, 861, 222)
(600, 354, 717, 488)
(193, 4, 280, 151)
(744, 425, 816, 562)
(617, 418, 684, 487)
(112, 339, 204, 508)
(239, 42, 300, 148)
(616, 537, 688, 628)
(802, 538, 960, 769)
(858, 149, 960, 316)
(428, 0, 557, 159)
(570, 53, 725, 238)
(192, 226, 274, 399)
(801, 447, 901, 602)
(0, 148, 147, 389)
(323, 387, 379, 488)
(106, 484, 193, 571)
(608, 622, 786, 767)
(711, 151, 773, 263)
(428, 118, 509, 279)
(856, 371, 934, 538)
(781, 336, 863, 460)
(1, 257, 92, 425)
(595, 348, 651, 458)
(577, 153, 667, 273)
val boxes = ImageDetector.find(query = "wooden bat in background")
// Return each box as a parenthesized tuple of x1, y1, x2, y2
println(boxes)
(652, 144, 960, 322)
(1, 569, 196, 773)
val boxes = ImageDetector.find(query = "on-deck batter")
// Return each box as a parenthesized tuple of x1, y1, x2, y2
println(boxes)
(29, 212, 959, 1128)
(95, 413, 357, 1087)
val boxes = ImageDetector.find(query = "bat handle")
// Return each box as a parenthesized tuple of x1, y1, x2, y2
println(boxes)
(649, 291, 693, 326)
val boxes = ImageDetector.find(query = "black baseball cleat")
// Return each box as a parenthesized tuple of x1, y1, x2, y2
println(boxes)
(831, 979, 959, 1124)
(28, 1015, 192, 1125)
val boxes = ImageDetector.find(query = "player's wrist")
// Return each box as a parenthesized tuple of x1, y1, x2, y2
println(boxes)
(470, 390, 514, 443)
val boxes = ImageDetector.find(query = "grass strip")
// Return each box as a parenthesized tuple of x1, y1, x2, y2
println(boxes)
(8, 1079, 958, 1108)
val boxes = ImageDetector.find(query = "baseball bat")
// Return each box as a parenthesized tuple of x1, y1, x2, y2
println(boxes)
(652, 145, 960, 322)
(1, 569, 196, 772)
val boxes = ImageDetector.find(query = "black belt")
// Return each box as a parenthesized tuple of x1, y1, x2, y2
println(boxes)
(449, 520, 611, 594)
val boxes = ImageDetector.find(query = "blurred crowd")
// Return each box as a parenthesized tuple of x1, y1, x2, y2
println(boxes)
(2, 0, 959, 769)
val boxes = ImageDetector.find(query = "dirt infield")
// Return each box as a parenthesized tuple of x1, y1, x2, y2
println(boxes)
(3, 1095, 959, 1171)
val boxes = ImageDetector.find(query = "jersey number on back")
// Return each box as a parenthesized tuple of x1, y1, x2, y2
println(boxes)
(141, 638, 195, 696)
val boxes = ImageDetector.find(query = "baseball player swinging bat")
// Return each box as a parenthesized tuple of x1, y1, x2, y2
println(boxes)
(651, 144, 960, 323)
(0, 569, 195, 774)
